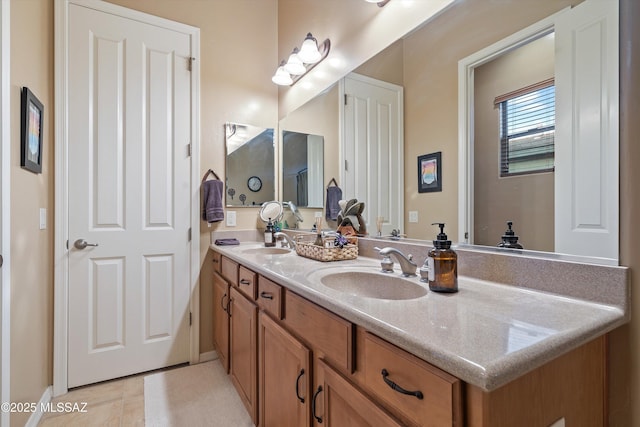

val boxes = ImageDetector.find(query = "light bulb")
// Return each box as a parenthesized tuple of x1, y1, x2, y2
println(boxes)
(298, 33, 322, 64)
(284, 48, 306, 75)
(271, 62, 293, 86)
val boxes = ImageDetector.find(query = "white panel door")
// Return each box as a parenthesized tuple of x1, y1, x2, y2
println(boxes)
(343, 74, 404, 235)
(67, 3, 192, 387)
(555, 0, 618, 260)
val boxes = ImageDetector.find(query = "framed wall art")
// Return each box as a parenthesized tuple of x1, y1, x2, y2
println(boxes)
(20, 87, 44, 174)
(417, 151, 442, 193)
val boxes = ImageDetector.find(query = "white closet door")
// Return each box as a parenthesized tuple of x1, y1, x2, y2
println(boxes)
(67, 3, 192, 387)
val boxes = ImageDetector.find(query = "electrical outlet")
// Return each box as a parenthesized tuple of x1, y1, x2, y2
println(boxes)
(408, 211, 418, 223)
(314, 211, 323, 219)
(226, 211, 237, 227)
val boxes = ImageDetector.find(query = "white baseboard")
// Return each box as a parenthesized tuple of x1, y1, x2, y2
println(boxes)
(25, 386, 52, 427)
(199, 350, 218, 363)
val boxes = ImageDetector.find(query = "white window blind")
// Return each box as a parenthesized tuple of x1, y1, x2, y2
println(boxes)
(497, 80, 555, 177)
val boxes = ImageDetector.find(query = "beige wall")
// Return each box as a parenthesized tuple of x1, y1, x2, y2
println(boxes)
(473, 34, 555, 251)
(10, 0, 54, 425)
(354, 39, 405, 87)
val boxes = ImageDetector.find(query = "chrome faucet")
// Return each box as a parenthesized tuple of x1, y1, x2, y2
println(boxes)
(376, 247, 417, 277)
(273, 232, 296, 249)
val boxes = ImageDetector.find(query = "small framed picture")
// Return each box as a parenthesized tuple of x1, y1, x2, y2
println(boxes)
(417, 152, 442, 193)
(20, 87, 44, 174)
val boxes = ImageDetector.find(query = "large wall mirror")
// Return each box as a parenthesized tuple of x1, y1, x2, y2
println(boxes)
(279, 0, 619, 264)
(225, 122, 275, 207)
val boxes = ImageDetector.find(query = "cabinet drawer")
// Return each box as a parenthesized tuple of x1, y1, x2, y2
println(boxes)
(363, 333, 462, 427)
(257, 276, 283, 319)
(284, 291, 354, 373)
(221, 256, 238, 286)
(238, 266, 257, 300)
(211, 251, 222, 274)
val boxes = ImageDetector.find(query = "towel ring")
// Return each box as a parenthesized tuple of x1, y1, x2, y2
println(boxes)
(202, 169, 220, 183)
(326, 177, 338, 188)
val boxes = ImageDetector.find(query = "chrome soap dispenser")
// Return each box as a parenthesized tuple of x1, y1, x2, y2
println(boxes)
(425, 223, 458, 293)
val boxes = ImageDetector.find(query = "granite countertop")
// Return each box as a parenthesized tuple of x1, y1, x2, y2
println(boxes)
(211, 241, 628, 392)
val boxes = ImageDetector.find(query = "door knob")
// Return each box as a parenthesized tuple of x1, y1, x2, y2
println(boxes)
(74, 239, 99, 250)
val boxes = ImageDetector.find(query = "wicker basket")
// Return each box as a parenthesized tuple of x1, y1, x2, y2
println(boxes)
(295, 241, 358, 262)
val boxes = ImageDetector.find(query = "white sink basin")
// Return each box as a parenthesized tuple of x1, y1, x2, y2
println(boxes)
(308, 267, 427, 300)
(242, 247, 292, 255)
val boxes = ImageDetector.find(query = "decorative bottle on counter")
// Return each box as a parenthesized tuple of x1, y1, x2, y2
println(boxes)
(427, 223, 458, 293)
(264, 218, 275, 247)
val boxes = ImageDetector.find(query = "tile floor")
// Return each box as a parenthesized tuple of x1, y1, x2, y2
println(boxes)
(38, 374, 145, 427)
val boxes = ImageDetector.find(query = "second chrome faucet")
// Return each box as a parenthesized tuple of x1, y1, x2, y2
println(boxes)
(376, 247, 417, 277)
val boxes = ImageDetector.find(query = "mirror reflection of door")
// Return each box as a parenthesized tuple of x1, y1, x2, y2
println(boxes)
(282, 131, 324, 208)
(342, 73, 404, 236)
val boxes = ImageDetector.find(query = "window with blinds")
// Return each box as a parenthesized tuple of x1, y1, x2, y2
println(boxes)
(496, 79, 555, 177)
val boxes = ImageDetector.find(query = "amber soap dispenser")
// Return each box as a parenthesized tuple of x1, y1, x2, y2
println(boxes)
(427, 223, 458, 293)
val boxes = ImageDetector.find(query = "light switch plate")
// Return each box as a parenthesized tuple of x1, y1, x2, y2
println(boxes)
(39, 208, 47, 230)
(408, 211, 418, 223)
(226, 211, 237, 227)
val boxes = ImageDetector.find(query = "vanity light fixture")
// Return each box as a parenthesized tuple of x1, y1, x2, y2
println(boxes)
(272, 33, 331, 86)
(271, 61, 293, 86)
(364, 0, 391, 6)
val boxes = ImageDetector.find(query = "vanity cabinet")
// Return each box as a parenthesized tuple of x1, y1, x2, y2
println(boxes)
(259, 311, 311, 427)
(212, 271, 230, 372)
(361, 332, 462, 427)
(238, 265, 258, 300)
(211, 250, 607, 427)
(229, 286, 258, 423)
(313, 359, 403, 427)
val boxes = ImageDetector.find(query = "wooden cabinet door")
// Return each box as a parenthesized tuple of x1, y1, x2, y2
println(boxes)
(213, 272, 230, 373)
(229, 287, 258, 423)
(259, 312, 311, 427)
(313, 359, 403, 427)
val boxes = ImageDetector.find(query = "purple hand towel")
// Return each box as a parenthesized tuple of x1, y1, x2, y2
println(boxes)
(215, 238, 239, 246)
(202, 179, 224, 223)
(325, 185, 342, 221)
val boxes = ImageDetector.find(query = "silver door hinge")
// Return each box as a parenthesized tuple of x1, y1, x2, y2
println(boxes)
(188, 57, 195, 71)
(188, 228, 192, 242)
(464, 232, 469, 240)
(189, 312, 192, 326)
(344, 94, 348, 105)
(187, 143, 192, 157)
(345, 160, 348, 171)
